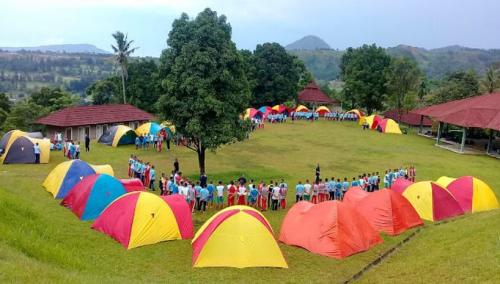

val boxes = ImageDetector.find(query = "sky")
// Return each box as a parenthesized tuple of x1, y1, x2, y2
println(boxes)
(1, 0, 499, 57)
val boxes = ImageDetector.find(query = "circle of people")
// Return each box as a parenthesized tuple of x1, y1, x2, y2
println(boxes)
(128, 155, 416, 213)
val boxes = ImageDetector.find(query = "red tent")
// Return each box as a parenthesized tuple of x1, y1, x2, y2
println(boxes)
(371, 115, 384, 129)
(355, 190, 423, 235)
(120, 179, 145, 192)
(343, 186, 369, 204)
(391, 178, 413, 194)
(279, 201, 382, 259)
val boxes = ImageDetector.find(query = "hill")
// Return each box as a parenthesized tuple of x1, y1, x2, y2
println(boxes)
(0, 44, 110, 54)
(1, 121, 499, 282)
(285, 35, 331, 51)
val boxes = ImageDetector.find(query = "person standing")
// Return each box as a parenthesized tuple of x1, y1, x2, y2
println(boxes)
(216, 181, 225, 209)
(227, 181, 236, 207)
(174, 158, 179, 173)
(200, 172, 208, 188)
(75, 142, 80, 159)
(271, 184, 280, 210)
(295, 181, 304, 203)
(315, 163, 321, 183)
(84, 134, 90, 152)
(199, 186, 209, 212)
(33, 142, 41, 164)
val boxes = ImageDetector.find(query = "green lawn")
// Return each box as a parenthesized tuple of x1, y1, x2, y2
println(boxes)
(1, 120, 499, 283)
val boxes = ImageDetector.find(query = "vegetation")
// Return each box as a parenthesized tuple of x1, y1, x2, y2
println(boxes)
(1, 121, 499, 283)
(385, 57, 422, 118)
(340, 44, 392, 114)
(111, 31, 138, 104)
(158, 9, 250, 174)
(429, 70, 480, 104)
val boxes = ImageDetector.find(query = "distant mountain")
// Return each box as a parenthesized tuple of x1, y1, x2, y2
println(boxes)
(287, 36, 500, 81)
(285, 35, 331, 51)
(0, 44, 110, 54)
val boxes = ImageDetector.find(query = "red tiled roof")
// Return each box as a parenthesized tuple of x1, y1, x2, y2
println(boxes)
(383, 109, 433, 126)
(411, 93, 500, 131)
(36, 104, 155, 127)
(298, 82, 339, 104)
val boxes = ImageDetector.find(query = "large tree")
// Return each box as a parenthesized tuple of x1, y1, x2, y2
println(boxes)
(481, 66, 499, 93)
(431, 70, 480, 104)
(158, 9, 250, 174)
(386, 57, 422, 120)
(249, 43, 304, 106)
(0, 92, 11, 128)
(111, 31, 138, 104)
(30, 87, 78, 112)
(86, 79, 120, 105)
(340, 44, 391, 114)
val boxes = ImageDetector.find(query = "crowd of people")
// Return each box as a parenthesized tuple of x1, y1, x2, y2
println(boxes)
(324, 112, 359, 121)
(128, 155, 157, 191)
(135, 129, 171, 152)
(50, 132, 91, 160)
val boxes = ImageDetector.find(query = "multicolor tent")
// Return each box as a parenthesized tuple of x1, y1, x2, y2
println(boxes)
(346, 109, 363, 118)
(279, 201, 382, 259)
(192, 206, 287, 268)
(135, 122, 162, 136)
(446, 176, 499, 213)
(391, 178, 413, 194)
(43, 160, 114, 198)
(378, 118, 402, 134)
(120, 178, 145, 192)
(243, 108, 262, 120)
(0, 130, 43, 154)
(355, 190, 423, 235)
(258, 106, 273, 118)
(98, 125, 137, 147)
(359, 115, 382, 128)
(61, 174, 127, 220)
(92, 193, 193, 249)
(435, 176, 456, 188)
(342, 186, 369, 204)
(1, 136, 50, 164)
(403, 181, 464, 221)
(295, 105, 309, 113)
(371, 115, 384, 129)
(271, 104, 287, 114)
(160, 121, 176, 134)
(315, 106, 331, 116)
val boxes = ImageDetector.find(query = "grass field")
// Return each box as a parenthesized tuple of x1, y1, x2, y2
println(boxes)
(1, 120, 499, 283)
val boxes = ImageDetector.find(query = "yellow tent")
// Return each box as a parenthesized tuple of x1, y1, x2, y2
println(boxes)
(359, 115, 375, 127)
(315, 106, 331, 115)
(435, 176, 456, 188)
(1, 136, 50, 164)
(382, 118, 403, 134)
(90, 164, 114, 176)
(160, 121, 176, 134)
(447, 176, 499, 213)
(295, 105, 309, 112)
(192, 206, 288, 268)
(347, 109, 363, 118)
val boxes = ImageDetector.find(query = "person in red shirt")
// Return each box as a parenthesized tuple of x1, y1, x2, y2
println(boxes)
(144, 162, 151, 188)
(227, 181, 236, 207)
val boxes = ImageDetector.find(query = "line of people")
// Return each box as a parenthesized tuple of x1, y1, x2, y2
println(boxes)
(134, 130, 171, 151)
(128, 155, 156, 191)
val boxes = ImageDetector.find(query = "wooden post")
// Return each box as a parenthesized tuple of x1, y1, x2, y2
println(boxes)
(436, 121, 442, 145)
(460, 127, 467, 153)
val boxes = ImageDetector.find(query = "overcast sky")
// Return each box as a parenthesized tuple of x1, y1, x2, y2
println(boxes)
(1, 0, 499, 56)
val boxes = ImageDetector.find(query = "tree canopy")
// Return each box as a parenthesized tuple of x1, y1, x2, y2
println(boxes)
(430, 70, 480, 104)
(385, 57, 422, 116)
(158, 8, 250, 174)
(30, 87, 78, 112)
(340, 44, 391, 114)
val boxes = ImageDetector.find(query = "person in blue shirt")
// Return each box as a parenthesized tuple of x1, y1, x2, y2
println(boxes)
(170, 178, 179, 194)
(335, 179, 343, 200)
(328, 177, 336, 201)
(248, 184, 259, 208)
(149, 166, 156, 191)
(295, 181, 305, 203)
(388, 169, 395, 188)
(351, 177, 359, 187)
(199, 186, 209, 212)
(135, 136, 140, 150)
(194, 182, 202, 211)
(342, 178, 350, 198)
(207, 181, 215, 209)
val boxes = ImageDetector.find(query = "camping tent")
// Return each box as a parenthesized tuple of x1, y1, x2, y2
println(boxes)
(315, 106, 331, 116)
(92, 192, 193, 249)
(272, 104, 287, 114)
(0, 130, 43, 155)
(160, 121, 176, 134)
(435, 176, 456, 188)
(243, 108, 262, 120)
(295, 105, 309, 113)
(192, 205, 287, 268)
(279, 201, 382, 259)
(378, 118, 402, 134)
(120, 178, 145, 192)
(61, 174, 127, 220)
(98, 125, 137, 147)
(391, 178, 413, 194)
(371, 115, 384, 129)
(446, 176, 499, 213)
(1, 136, 50, 164)
(355, 190, 423, 235)
(43, 160, 114, 198)
(347, 109, 363, 119)
(342, 187, 369, 204)
(359, 115, 382, 128)
(135, 122, 162, 136)
(402, 181, 464, 221)
(258, 106, 273, 118)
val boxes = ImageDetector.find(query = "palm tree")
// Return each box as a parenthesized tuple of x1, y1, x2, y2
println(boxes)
(111, 31, 138, 104)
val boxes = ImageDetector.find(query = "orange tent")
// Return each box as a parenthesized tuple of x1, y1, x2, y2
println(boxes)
(279, 201, 382, 259)
(355, 190, 423, 235)
(342, 186, 368, 204)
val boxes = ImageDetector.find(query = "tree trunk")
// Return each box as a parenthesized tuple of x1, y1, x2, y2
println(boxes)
(197, 146, 206, 175)
(120, 67, 126, 104)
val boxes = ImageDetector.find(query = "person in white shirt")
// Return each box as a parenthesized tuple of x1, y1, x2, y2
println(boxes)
(33, 143, 41, 164)
(303, 180, 312, 201)
(271, 183, 280, 210)
(216, 181, 225, 209)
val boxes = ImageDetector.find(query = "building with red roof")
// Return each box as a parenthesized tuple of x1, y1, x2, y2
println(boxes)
(298, 82, 341, 110)
(36, 104, 155, 141)
(383, 109, 432, 127)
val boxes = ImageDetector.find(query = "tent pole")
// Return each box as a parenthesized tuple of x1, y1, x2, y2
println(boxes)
(460, 127, 467, 153)
(419, 115, 424, 134)
(436, 121, 442, 145)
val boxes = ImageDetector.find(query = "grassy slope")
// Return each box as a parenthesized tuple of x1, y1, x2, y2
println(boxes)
(0, 121, 499, 283)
